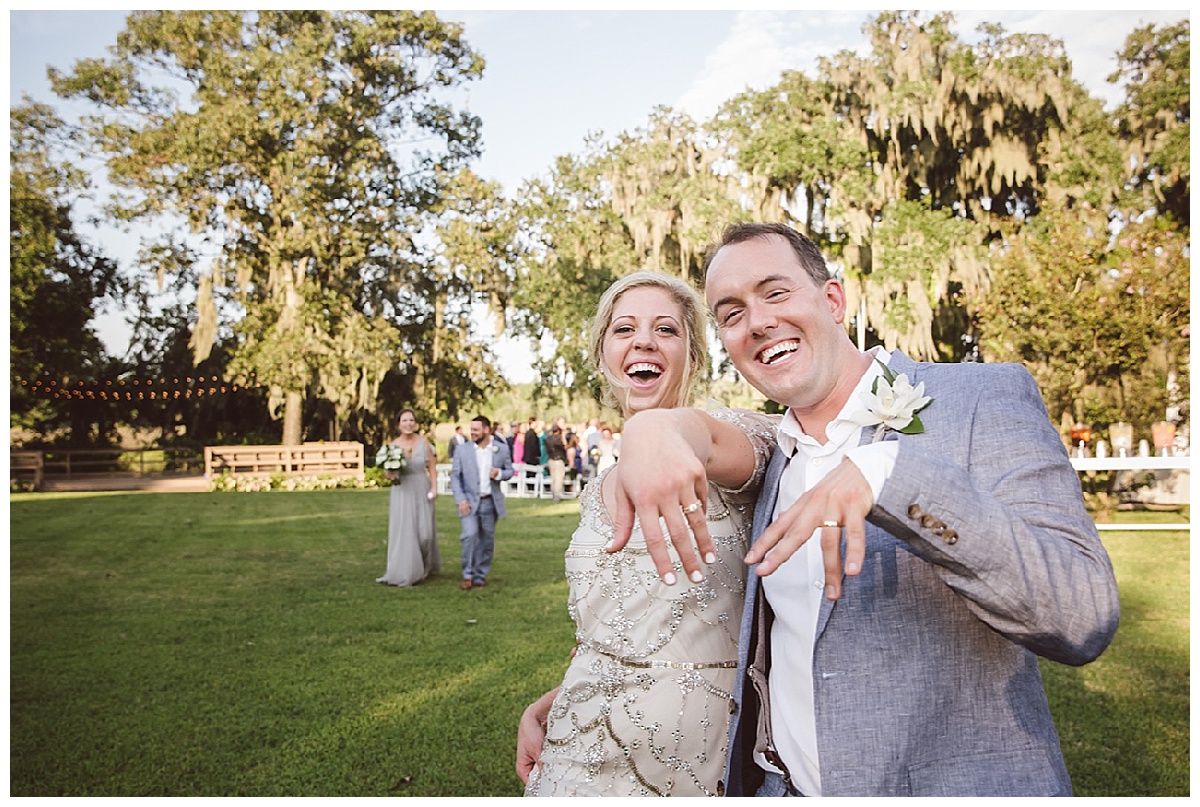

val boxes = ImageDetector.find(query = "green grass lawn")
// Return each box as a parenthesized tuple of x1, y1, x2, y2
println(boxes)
(8, 491, 1189, 796)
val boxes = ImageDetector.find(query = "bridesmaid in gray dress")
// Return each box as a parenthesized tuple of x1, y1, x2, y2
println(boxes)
(377, 409, 441, 586)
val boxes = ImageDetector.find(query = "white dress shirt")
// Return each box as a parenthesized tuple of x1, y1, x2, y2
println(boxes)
(757, 347, 899, 795)
(475, 439, 493, 496)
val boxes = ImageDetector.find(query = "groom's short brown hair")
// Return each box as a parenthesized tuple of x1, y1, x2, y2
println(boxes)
(705, 222, 832, 287)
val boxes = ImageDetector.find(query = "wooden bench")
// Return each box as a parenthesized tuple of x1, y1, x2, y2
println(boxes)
(10, 451, 44, 490)
(204, 442, 364, 480)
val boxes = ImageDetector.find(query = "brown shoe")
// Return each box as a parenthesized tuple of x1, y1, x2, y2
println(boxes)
(460, 579, 473, 590)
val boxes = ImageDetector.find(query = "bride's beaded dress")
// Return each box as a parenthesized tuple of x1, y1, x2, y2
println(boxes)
(525, 408, 776, 797)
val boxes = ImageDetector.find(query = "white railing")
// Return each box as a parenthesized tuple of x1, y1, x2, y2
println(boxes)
(430, 455, 1191, 530)
(1071, 455, 1190, 531)
(436, 462, 587, 499)
(1070, 456, 1191, 472)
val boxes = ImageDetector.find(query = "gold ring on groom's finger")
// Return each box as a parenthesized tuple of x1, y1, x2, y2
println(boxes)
(682, 501, 702, 515)
(821, 520, 842, 528)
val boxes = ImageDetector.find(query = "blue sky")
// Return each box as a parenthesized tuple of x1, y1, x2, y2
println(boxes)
(8, 8, 1191, 381)
(13, 9, 1191, 194)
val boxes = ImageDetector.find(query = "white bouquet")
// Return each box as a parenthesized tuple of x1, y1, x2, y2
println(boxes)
(375, 444, 408, 473)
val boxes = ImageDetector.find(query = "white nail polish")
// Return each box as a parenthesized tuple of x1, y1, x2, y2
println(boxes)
(690, 570, 704, 583)
(663, 572, 677, 585)
(703, 552, 716, 564)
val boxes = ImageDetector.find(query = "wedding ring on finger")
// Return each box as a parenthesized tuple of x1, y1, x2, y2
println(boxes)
(821, 520, 843, 528)
(681, 501, 703, 515)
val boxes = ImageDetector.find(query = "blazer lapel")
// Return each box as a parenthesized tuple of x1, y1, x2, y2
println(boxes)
(463, 443, 479, 493)
(751, 449, 789, 543)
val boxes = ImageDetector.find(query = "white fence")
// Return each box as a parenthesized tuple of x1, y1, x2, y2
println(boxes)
(435, 462, 587, 499)
(1070, 455, 1190, 532)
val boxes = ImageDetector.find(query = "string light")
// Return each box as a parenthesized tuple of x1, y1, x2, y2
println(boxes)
(15, 372, 262, 402)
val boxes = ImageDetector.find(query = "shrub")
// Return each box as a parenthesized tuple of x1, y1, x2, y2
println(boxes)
(208, 472, 381, 492)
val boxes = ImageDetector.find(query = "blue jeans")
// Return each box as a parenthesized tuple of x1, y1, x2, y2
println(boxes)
(756, 771, 805, 797)
(460, 495, 497, 584)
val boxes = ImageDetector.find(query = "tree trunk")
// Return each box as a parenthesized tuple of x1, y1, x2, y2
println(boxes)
(282, 389, 303, 445)
(805, 185, 816, 236)
(427, 291, 446, 410)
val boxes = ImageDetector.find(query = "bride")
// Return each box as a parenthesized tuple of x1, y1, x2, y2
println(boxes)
(518, 272, 776, 797)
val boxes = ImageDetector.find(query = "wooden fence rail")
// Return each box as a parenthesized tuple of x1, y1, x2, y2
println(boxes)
(204, 442, 364, 480)
(34, 448, 204, 479)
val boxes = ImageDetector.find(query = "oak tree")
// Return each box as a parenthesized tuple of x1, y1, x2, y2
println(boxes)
(51, 10, 486, 443)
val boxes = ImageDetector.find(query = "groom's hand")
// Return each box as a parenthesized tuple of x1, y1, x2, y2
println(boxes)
(745, 457, 873, 599)
(604, 412, 713, 585)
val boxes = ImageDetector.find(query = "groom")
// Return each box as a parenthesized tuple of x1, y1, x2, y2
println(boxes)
(527, 223, 1119, 796)
(450, 415, 514, 590)
(614, 223, 1120, 796)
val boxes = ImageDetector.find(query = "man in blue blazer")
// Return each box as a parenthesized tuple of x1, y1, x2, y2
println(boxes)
(604, 223, 1120, 796)
(450, 414, 514, 590)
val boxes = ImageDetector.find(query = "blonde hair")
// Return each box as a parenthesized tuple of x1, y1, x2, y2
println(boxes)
(588, 272, 709, 415)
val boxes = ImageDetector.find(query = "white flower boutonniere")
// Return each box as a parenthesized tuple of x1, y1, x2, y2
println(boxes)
(851, 359, 933, 442)
(491, 443, 500, 455)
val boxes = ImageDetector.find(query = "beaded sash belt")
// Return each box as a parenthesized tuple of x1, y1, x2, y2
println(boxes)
(579, 639, 737, 670)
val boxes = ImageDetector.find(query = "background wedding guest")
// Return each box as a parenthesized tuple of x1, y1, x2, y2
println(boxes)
(447, 425, 467, 461)
(523, 418, 542, 485)
(536, 420, 549, 466)
(545, 424, 568, 502)
(582, 418, 599, 447)
(565, 431, 583, 485)
(513, 421, 528, 465)
(594, 425, 618, 474)
(585, 423, 602, 480)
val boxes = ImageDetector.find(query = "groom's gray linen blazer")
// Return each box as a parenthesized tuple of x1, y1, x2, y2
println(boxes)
(724, 353, 1120, 797)
(450, 438, 514, 518)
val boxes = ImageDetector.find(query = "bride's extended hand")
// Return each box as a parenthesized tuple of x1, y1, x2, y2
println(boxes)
(516, 688, 559, 784)
(604, 410, 713, 585)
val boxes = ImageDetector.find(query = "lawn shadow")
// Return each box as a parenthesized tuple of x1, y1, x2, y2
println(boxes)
(1041, 575, 1189, 796)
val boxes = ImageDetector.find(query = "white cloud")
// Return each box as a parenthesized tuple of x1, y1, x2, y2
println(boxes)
(675, 9, 1190, 119)
(952, 10, 1189, 108)
(675, 11, 870, 120)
